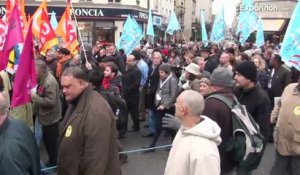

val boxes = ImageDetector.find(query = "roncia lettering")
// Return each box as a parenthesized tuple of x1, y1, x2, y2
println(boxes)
(72, 9, 104, 17)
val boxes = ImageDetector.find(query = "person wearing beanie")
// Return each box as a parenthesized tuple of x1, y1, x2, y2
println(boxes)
(144, 63, 179, 152)
(202, 67, 237, 173)
(234, 61, 271, 145)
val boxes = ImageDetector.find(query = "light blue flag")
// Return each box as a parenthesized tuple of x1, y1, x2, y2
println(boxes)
(116, 15, 144, 56)
(210, 6, 225, 43)
(50, 11, 58, 30)
(166, 11, 181, 35)
(255, 17, 264, 47)
(201, 10, 208, 46)
(280, 1, 300, 70)
(237, 0, 258, 45)
(147, 8, 154, 37)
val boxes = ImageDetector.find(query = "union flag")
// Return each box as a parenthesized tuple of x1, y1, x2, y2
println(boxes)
(56, 3, 79, 55)
(39, 9, 58, 55)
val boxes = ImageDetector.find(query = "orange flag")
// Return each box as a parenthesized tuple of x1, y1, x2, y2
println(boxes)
(39, 9, 58, 55)
(20, 0, 28, 35)
(31, 0, 48, 37)
(56, 3, 79, 55)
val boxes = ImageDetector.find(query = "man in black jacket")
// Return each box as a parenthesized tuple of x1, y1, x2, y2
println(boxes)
(234, 61, 272, 139)
(267, 54, 291, 107)
(122, 54, 141, 131)
(103, 45, 126, 74)
(144, 51, 163, 137)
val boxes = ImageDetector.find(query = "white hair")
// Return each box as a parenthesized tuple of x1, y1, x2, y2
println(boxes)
(180, 90, 205, 117)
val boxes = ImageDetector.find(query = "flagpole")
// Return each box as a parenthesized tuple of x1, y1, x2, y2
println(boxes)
(68, 1, 90, 67)
(180, 29, 186, 43)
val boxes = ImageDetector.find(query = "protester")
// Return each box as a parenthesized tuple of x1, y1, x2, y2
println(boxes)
(58, 67, 121, 175)
(270, 79, 300, 175)
(56, 47, 72, 79)
(32, 59, 61, 167)
(102, 62, 122, 96)
(122, 54, 142, 132)
(251, 54, 269, 90)
(164, 90, 221, 175)
(0, 92, 40, 175)
(199, 77, 211, 96)
(182, 63, 201, 92)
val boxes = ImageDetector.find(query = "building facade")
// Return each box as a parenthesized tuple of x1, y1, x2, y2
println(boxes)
(0, 0, 165, 44)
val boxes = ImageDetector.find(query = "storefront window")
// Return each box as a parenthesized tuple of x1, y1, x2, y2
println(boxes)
(77, 22, 93, 44)
(95, 21, 115, 43)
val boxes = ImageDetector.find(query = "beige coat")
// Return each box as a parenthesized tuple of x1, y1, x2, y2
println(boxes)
(272, 83, 300, 155)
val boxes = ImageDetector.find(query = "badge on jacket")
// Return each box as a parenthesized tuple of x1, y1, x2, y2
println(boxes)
(65, 125, 72, 137)
(294, 106, 300, 116)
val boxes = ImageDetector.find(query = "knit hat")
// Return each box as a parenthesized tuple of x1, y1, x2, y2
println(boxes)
(159, 64, 171, 74)
(235, 61, 257, 82)
(185, 63, 201, 75)
(210, 67, 234, 87)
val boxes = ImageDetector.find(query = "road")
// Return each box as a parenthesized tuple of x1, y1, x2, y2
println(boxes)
(121, 120, 275, 175)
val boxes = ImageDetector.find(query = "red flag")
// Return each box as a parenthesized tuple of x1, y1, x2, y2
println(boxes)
(11, 21, 37, 108)
(0, 18, 6, 51)
(0, 5, 23, 70)
(56, 4, 79, 55)
(32, 1, 48, 37)
(39, 9, 58, 55)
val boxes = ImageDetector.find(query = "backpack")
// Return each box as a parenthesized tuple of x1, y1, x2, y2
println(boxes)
(207, 94, 266, 171)
(100, 90, 128, 130)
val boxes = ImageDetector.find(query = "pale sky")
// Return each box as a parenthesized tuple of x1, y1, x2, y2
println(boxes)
(212, 0, 241, 27)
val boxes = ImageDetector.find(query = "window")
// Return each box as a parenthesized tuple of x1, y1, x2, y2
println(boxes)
(108, 0, 121, 2)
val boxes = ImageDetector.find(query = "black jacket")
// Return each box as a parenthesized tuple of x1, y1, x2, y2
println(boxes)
(204, 56, 219, 74)
(234, 84, 271, 139)
(122, 65, 141, 104)
(103, 53, 126, 74)
(0, 118, 40, 175)
(145, 63, 161, 109)
(268, 66, 291, 105)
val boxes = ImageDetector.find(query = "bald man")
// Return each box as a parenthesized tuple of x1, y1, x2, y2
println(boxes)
(219, 53, 233, 71)
(0, 92, 40, 174)
(164, 90, 221, 175)
(122, 54, 142, 132)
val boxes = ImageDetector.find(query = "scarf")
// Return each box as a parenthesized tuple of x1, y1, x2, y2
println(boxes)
(56, 55, 72, 78)
(102, 77, 112, 90)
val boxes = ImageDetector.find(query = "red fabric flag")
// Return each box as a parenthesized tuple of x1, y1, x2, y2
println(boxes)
(11, 21, 37, 108)
(32, 1, 48, 37)
(0, 18, 6, 51)
(56, 4, 79, 55)
(39, 9, 58, 55)
(0, 5, 24, 70)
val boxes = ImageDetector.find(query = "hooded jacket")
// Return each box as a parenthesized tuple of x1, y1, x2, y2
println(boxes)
(164, 116, 221, 175)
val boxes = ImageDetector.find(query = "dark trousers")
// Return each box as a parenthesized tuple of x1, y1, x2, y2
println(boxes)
(126, 98, 140, 130)
(42, 122, 59, 166)
(270, 150, 300, 175)
(150, 107, 175, 147)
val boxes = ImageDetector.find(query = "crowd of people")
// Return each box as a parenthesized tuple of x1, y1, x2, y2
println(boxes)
(0, 39, 299, 175)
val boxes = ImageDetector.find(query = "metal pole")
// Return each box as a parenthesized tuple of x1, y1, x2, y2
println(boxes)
(69, 1, 91, 68)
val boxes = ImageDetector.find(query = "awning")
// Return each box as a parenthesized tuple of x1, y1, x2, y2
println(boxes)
(261, 19, 287, 32)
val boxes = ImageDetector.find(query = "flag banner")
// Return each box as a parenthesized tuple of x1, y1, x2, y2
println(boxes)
(201, 10, 208, 46)
(39, 9, 58, 55)
(56, 4, 79, 55)
(1, 5, 23, 70)
(0, 18, 6, 51)
(236, 0, 258, 45)
(50, 11, 58, 30)
(210, 6, 225, 43)
(32, 0, 48, 37)
(255, 17, 264, 47)
(11, 21, 37, 107)
(116, 15, 143, 55)
(280, 1, 300, 70)
(166, 11, 181, 35)
(146, 8, 154, 37)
